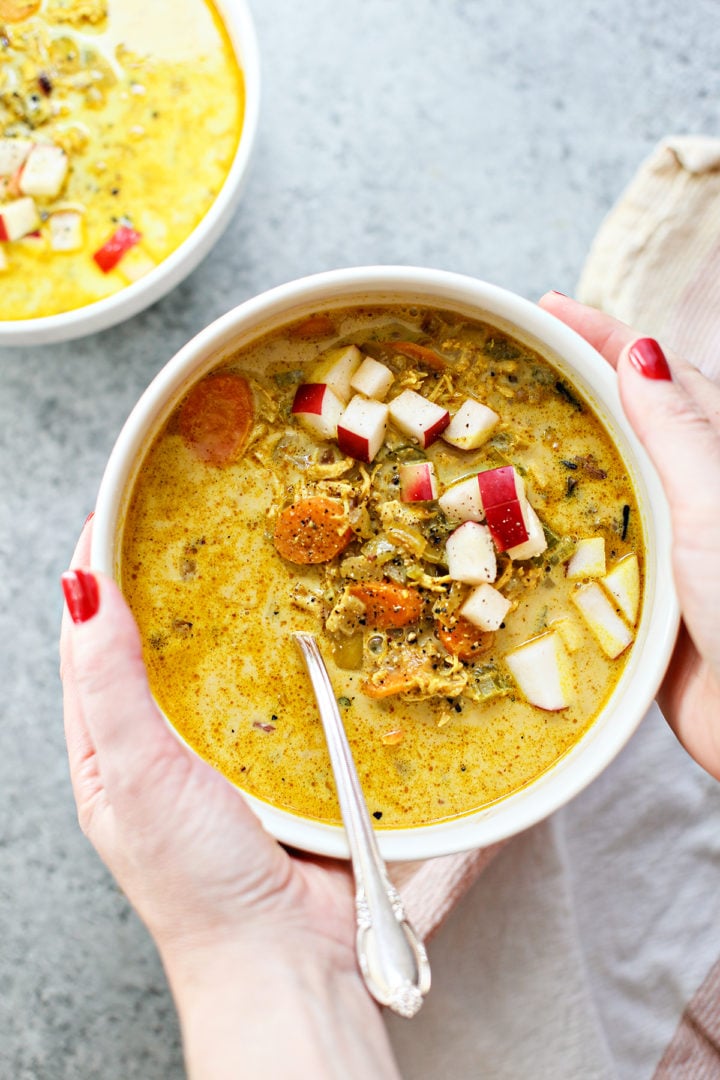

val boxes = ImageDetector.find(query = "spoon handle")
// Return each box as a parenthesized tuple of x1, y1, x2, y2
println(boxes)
(294, 632, 431, 1018)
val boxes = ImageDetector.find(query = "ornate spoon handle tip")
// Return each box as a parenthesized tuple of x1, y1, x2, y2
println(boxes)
(294, 632, 431, 1018)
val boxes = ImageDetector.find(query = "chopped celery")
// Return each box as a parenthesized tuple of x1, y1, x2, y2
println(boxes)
(468, 664, 514, 702)
(273, 369, 304, 386)
(392, 445, 428, 462)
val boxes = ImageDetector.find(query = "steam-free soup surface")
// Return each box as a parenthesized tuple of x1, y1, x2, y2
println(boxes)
(121, 305, 643, 828)
(0, 0, 243, 318)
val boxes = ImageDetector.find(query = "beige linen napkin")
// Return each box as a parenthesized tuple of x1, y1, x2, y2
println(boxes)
(577, 133, 720, 1078)
(396, 133, 720, 949)
(577, 133, 720, 380)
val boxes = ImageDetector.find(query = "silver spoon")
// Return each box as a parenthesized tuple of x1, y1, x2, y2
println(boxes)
(294, 631, 431, 1019)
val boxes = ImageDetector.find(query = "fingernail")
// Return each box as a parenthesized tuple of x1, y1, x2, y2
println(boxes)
(550, 290, 568, 298)
(628, 338, 672, 381)
(84, 510, 95, 527)
(61, 569, 100, 624)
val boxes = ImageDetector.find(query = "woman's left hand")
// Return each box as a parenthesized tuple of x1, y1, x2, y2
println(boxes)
(61, 517, 400, 1080)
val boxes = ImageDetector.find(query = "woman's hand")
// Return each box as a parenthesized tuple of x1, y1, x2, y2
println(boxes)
(60, 520, 400, 1080)
(540, 292, 720, 780)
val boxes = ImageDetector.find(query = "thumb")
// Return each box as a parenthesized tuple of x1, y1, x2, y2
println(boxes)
(617, 337, 720, 647)
(618, 338, 720, 522)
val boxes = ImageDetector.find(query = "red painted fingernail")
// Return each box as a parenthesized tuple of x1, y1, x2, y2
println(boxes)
(61, 569, 100, 624)
(628, 338, 672, 381)
(550, 290, 568, 297)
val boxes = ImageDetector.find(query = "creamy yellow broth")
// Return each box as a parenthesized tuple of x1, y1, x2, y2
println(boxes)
(121, 306, 644, 828)
(0, 0, 243, 318)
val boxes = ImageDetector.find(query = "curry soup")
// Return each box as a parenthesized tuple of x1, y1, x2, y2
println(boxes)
(121, 305, 643, 828)
(0, 0, 243, 318)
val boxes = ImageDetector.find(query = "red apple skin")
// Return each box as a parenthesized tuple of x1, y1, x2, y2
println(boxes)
(411, 475, 434, 500)
(421, 410, 451, 448)
(292, 383, 326, 416)
(0, 218, 8, 242)
(400, 463, 436, 501)
(485, 501, 529, 551)
(337, 424, 371, 462)
(477, 466, 517, 509)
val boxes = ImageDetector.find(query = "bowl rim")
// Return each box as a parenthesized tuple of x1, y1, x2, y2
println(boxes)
(91, 265, 680, 861)
(0, 0, 261, 346)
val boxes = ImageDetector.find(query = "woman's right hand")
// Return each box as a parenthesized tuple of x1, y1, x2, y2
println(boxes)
(540, 293, 720, 780)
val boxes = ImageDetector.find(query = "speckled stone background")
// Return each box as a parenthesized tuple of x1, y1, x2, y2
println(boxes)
(1, 1, 719, 1077)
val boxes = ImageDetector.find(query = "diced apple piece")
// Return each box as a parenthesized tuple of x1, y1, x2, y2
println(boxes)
(602, 554, 640, 626)
(19, 143, 68, 198)
(350, 356, 394, 400)
(388, 389, 450, 448)
(438, 474, 484, 523)
(460, 582, 510, 631)
(442, 398, 500, 450)
(0, 245, 7, 272)
(549, 616, 584, 654)
(49, 210, 83, 252)
(0, 196, 40, 241)
(505, 632, 572, 711)
(117, 246, 157, 283)
(337, 394, 388, 463)
(0, 137, 33, 177)
(399, 460, 438, 502)
(566, 537, 606, 580)
(477, 466, 529, 552)
(310, 345, 363, 404)
(93, 225, 142, 272)
(506, 504, 547, 560)
(17, 228, 46, 253)
(477, 463, 524, 508)
(291, 382, 345, 440)
(571, 582, 634, 658)
(446, 522, 497, 584)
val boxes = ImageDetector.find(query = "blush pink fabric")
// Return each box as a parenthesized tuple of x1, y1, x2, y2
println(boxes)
(653, 959, 720, 1078)
(392, 842, 506, 942)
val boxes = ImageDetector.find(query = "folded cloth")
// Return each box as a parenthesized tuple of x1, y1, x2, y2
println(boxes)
(395, 134, 720, 954)
(653, 958, 720, 1078)
(577, 134, 720, 379)
(390, 843, 505, 942)
(578, 134, 720, 1079)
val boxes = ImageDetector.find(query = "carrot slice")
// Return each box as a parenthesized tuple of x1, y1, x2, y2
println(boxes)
(274, 497, 353, 564)
(0, 1, 41, 21)
(436, 616, 494, 661)
(388, 341, 446, 370)
(288, 314, 336, 339)
(348, 581, 424, 629)
(178, 373, 254, 466)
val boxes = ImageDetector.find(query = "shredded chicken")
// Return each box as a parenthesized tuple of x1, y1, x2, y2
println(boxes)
(361, 641, 469, 700)
(290, 582, 325, 614)
(325, 590, 366, 636)
(305, 456, 355, 480)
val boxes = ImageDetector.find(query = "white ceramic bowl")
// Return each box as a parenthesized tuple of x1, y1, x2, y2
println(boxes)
(91, 267, 680, 861)
(0, 0, 260, 347)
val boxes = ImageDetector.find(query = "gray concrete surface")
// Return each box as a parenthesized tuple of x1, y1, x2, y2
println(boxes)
(1, 1, 719, 1076)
